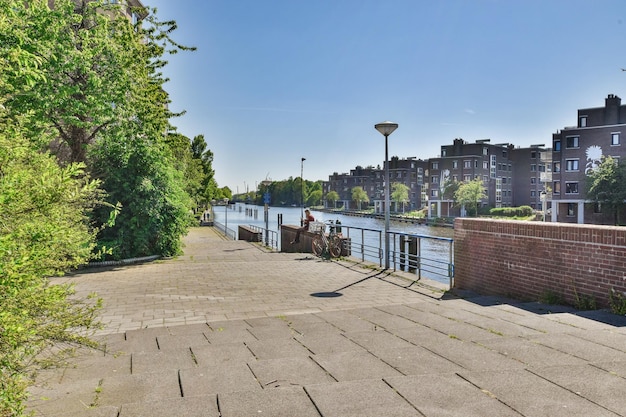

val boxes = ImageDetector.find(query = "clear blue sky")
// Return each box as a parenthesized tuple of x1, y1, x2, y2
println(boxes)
(148, 0, 626, 194)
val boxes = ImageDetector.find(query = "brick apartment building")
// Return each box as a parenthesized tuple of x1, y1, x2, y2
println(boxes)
(322, 157, 426, 212)
(551, 94, 626, 224)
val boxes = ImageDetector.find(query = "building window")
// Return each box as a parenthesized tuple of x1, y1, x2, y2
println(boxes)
(483, 147, 488, 156)
(441, 150, 447, 157)
(554, 162, 561, 173)
(530, 164, 536, 171)
(554, 140, 561, 152)
(452, 160, 458, 169)
(579, 116, 587, 127)
(432, 162, 439, 169)
(553, 181, 561, 194)
(565, 182, 579, 194)
(464, 160, 471, 168)
(567, 203, 575, 216)
(566, 136, 579, 148)
(530, 177, 536, 184)
(530, 190, 536, 197)
(565, 159, 579, 171)
(452, 175, 458, 182)
(431, 176, 439, 184)
(612, 133, 620, 146)
(483, 161, 488, 169)
(531, 151, 536, 158)
(463, 175, 471, 181)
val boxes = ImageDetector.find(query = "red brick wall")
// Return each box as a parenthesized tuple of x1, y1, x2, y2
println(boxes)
(454, 218, 626, 308)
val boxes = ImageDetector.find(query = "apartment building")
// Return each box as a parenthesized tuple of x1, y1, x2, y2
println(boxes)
(322, 157, 426, 212)
(509, 145, 552, 210)
(551, 94, 626, 224)
(427, 138, 515, 217)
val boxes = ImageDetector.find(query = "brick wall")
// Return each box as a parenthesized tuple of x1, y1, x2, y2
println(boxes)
(454, 218, 626, 308)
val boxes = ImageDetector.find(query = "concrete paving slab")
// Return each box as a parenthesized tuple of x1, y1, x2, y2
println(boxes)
(179, 364, 261, 397)
(464, 369, 620, 417)
(155, 333, 210, 351)
(245, 337, 312, 360)
(478, 336, 589, 369)
(288, 320, 343, 336)
(314, 310, 378, 332)
(374, 346, 464, 376)
(311, 351, 403, 381)
(105, 334, 160, 355)
(37, 349, 131, 382)
(295, 332, 365, 354)
(119, 395, 219, 417)
(530, 364, 626, 415)
(248, 356, 337, 388)
(98, 371, 182, 407)
(131, 350, 197, 374)
(592, 360, 626, 378)
(385, 323, 450, 345)
(190, 342, 255, 367)
(343, 329, 416, 353)
(531, 332, 626, 362)
(562, 328, 626, 352)
(545, 312, 621, 330)
(347, 307, 421, 330)
(218, 386, 320, 417)
(203, 326, 258, 345)
(305, 378, 421, 417)
(28, 377, 103, 416)
(246, 323, 301, 340)
(421, 335, 526, 372)
(166, 322, 211, 335)
(63, 406, 121, 417)
(385, 373, 520, 417)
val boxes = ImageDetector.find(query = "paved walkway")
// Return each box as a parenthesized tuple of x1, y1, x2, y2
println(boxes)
(27, 227, 626, 417)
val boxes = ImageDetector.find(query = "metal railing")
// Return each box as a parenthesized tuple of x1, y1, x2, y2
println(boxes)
(213, 220, 236, 240)
(338, 225, 454, 287)
(248, 224, 279, 250)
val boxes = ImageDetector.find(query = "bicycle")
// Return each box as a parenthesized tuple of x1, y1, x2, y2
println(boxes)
(310, 220, 343, 259)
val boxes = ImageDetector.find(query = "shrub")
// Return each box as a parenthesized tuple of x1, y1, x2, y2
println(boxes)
(0, 131, 102, 416)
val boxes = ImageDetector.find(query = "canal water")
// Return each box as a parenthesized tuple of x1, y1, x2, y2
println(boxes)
(212, 203, 454, 285)
(212, 203, 453, 240)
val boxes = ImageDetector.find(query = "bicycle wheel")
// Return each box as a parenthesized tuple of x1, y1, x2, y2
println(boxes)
(328, 235, 342, 258)
(311, 235, 324, 257)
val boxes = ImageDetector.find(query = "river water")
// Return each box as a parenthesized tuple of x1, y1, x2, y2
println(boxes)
(212, 203, 453, 240)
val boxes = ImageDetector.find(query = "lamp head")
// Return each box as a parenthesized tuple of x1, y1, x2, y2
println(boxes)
(375, 121, 398, 137)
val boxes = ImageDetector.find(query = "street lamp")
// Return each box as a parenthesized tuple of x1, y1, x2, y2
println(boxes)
(375, 121, 398, 269)
(301, 157, 306, 224)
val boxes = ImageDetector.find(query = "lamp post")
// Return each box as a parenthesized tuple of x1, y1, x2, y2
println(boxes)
(375, 121, 398, 269)
(301, 157, 306, 224)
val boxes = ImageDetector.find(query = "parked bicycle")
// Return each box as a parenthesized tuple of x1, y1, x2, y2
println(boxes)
(310, 220, 343, 258)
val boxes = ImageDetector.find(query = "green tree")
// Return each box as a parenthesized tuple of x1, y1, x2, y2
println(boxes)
(351, 186, 369, 210)
(391, 183, 410, 213)
(326, 190, 340, 208)
(455, 178, 487, 217)
(586, 156, 626, 225)
(2, 1, 197, 259)
(307, 189, 323, 207)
